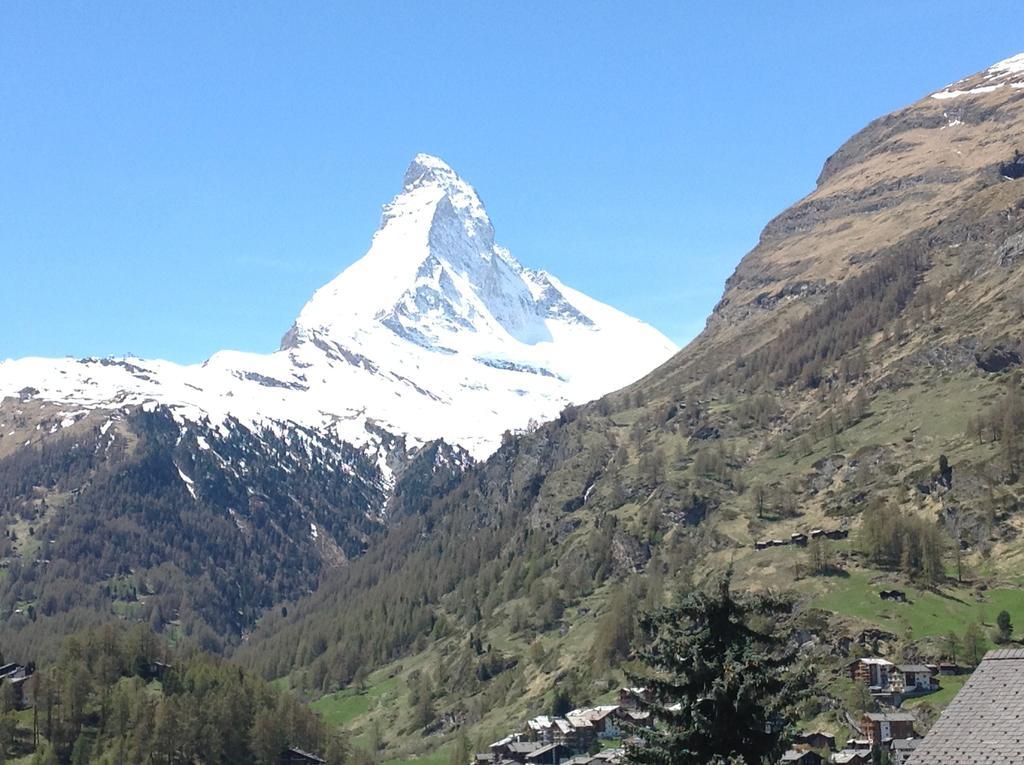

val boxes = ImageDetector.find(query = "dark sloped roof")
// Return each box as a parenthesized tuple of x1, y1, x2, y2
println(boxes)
(907, 649, 1024, 764)
(507, 743, 542, 754)
(283, 747, 327, 764)
(865, 712, 915, 722)
(780, 750, 819, 762)
(526, 744, 571, 760)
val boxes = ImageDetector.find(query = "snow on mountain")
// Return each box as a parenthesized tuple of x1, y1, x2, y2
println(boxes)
(0, 154, 677, 456)
(931, 52, 1024, 100)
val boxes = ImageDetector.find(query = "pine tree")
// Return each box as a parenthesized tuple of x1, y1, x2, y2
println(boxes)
(551, 688, 573, 718)
(997, 610, 1013, 642)
(624, 571, 812, 765)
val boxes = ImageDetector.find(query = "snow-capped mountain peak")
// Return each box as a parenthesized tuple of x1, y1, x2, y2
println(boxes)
(2, 155, 678, 456)
(287, 155, 597, 356)
(401, 153, 492, 233)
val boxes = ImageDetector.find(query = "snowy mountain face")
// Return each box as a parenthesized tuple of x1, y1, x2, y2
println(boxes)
(0, 154, 677, 458)
(931, 52, 1024, 99)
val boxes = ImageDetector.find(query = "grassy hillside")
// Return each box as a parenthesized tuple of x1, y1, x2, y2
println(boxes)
(236, 61, 1024, 761)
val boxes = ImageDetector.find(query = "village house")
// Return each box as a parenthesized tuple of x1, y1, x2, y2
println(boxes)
(906, 648, 1024, 763)
(0, 662, 34, 709)
(848, 657, 894, 689)
(780, 750, 822, 764)
(553, 716, 594, 752)
(562, 749, 625, 765)
(522, 708, 626, 753)
(793, 731, 836, 751)
(830, 750, 870, 765)
(617, 687, 650, 710)
(861, 712, 916, 745)
(481, 697, 641, 765)
(568, 706, 623, 740)
(886, 738, 918, 765)
(590, 750, 623, 764)
(527, 716, 557, 744)
(618, 708, 651, 730)
(893, 664, 934, 693)
(491, 740, 542, 764)
(488, 736, 516, 755)
(525, 743, 573, 765)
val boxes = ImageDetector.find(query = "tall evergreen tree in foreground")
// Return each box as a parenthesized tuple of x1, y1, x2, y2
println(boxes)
(624, 571, 812, 765)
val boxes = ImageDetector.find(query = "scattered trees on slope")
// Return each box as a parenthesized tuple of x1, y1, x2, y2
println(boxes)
(723, 248, 928, 391)
(859, 501, 948, 583)
(968, 375, 1024, 482)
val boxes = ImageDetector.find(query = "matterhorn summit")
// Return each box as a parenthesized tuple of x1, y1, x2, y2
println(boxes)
(0, 155, 677, 456)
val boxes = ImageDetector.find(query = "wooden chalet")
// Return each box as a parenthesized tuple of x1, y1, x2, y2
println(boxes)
(848, 657, 894, 688)
(861, 712, 916, 745)
(525, 743, 573, 765)
(893, 664, 934, 693)
(792, 731, 836, 751)
(830, 751, 870, 765)
(492, 741, 542, 764)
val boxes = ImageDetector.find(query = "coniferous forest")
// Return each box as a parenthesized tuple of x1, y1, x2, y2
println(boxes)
(0, 624, 346, 765)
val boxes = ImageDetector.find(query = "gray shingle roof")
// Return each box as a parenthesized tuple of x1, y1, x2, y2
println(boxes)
(526, 744, 570, 760)
(907, 649, 1024, 764)
(891, 738, 919, 751)
(507, 743, 542, 754)
(865, 712, 916, 722)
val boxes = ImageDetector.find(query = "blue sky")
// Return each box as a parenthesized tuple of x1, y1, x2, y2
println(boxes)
(2, 2, 1021, 363)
